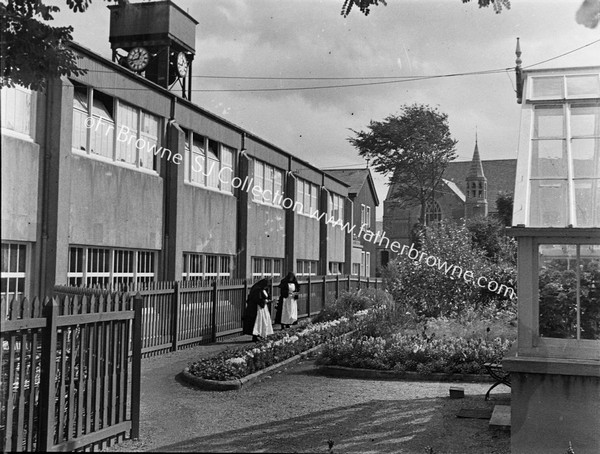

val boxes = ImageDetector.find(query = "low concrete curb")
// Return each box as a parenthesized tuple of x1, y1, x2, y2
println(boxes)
(316, 365, 496, 383)
(181, 343, 326, 391)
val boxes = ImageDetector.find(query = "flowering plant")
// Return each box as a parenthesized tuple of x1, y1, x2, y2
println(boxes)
(188, 315, 359, 381)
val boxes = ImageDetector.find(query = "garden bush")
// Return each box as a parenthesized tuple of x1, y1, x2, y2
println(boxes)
(422, 306, 516, 341)
(382, 219, 517, 318)
(317, 331, 512, 375)
(312, 288, 393, 323)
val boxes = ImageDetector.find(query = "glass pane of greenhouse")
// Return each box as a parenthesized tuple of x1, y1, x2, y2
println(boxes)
(539, 244, 600, 341)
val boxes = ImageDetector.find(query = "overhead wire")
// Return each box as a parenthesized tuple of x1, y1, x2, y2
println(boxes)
(74, 38, 599, 93)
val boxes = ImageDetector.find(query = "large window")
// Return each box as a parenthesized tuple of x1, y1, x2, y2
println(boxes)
(328, 193, 345, 221)
(526, 74, 600, 228)
(72, 84, 161, 171)
(1, 85, 33, 138)
(360, 251, 371, 277)
(296, 260, 318, 277)
(538, 243, 599, 341)
(1, 242, 27, 298)
(182, 253, 232, 280)
(252, 257, 282, 278)
(184, 132, 235, 193)
(253, 160, 284, 205)
(295, 179, 319, 215)
(67, 246, 156, 287)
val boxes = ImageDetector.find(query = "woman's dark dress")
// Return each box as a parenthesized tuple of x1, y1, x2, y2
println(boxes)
(243, 279, 270, 335)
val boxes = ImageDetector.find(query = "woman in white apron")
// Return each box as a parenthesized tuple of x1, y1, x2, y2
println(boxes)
(244, 278, 274, 341)
(278, 272, 299, 329)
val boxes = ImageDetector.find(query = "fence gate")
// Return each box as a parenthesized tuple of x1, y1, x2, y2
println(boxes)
(1, 294, 142, 452)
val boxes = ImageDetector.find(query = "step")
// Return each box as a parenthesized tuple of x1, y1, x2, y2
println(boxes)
(489, 405, 511, 430)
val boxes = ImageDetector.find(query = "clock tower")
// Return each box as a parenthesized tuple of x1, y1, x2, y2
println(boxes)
(108, 0, 197, 99)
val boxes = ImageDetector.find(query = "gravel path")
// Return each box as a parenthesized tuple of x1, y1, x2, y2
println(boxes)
(107, 336, 510, 453)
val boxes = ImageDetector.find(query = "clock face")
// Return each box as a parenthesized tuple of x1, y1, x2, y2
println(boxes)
(176, 52, 188, 77)
(126, 47, 150, 72)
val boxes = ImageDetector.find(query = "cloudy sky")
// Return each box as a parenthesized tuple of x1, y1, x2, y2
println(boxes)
(51, 0, 600, 219)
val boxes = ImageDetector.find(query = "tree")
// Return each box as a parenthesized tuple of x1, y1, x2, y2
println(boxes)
(341, 0, 599, 30)
(348, 103, 457, 225)
(0, 0, 125, 91)
(495, 191, 513, 227)
(341, 0, 511, 17)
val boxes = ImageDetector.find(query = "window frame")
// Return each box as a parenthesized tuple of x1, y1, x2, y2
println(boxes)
(252, 159, 284, 207)
(182, 253, 232, 280)
(251, 257, 283, 278)
(1, 242, 28, 299)
(67, 245, 157, 288)
(184, 131, 236, 194)
(71, 83, 161, 174)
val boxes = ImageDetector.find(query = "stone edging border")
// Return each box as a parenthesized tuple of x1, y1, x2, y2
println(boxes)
(315, 364, 497, 383)
(180, 330, 357, 391)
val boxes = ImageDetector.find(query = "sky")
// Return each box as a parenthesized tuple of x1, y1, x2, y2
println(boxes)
(50, 0, 600, 219)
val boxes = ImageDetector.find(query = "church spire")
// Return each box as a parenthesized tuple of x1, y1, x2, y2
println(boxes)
(467, 136, 485, 179)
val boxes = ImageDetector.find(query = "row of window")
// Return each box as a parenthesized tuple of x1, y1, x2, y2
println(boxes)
(1, 242, 378, 298)
(297, 260, 318, 277)
(253, 160, 284, 206)
(182, 253, 232, 279)
(252, 257, 283, 278)
(295, 179, 319, 215)
(67, 246, 156, 287)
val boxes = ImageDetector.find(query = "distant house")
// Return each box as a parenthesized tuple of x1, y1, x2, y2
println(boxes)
(380, 140, 516, 267)
(325, 168, 379, 277)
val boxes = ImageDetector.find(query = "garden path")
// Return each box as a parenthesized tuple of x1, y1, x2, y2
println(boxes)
(106, 335, 510, 453)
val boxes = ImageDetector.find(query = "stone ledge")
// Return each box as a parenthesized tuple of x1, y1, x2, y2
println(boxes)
(181, 342, 326, 391)
(316, 364, 497, 383)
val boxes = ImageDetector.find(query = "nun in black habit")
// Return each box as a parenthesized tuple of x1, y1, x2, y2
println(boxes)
(243, 278, 274, 342)
(276, 272, 300, 329)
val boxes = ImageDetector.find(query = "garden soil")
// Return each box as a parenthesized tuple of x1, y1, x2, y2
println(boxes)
(105, 336, 510, 454)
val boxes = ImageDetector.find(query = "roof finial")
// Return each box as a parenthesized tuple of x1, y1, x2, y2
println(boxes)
(365, 157, 370, 169)
(475, 125, 478, 145)
(515, 37, 523, 104)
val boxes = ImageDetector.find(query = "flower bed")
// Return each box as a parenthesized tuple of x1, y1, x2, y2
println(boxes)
(187, 313, 366, 381)
(317, 332, 513, 375)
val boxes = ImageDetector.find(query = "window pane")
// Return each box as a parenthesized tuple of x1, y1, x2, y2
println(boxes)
(566, 75, 600, 98)
(191, 135, 205, 184)
(529, 180, 568, 227)
(531, 140, 567, 178)
(139, 112, 159, 170)
(221, 146, 234, 193)
(580, 245, 600, 340)
(531, 77, 563, 99)
(90, 93, 114, 159)
(264, 166, 274, 204)
(311, 184, 318, 213)
(116, 102, 138, 165)
(539, 244, 577, 339)
(533, 106, 563, 138)
(254, 161, 264, 202)
(574, 180, 599, 227)
(274, 170, 282, 204)
(570, 104, 599, 137)
(206, 140, 219, 188)
(572, 138, 599, 178)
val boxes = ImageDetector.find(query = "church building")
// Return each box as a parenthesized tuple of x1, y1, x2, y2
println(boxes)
(380, 140, 516, 267)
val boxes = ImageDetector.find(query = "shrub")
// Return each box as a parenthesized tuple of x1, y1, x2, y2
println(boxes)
(423, 306, 516, 341)
(313, 288, 393, 323)
(382, 219, 517, 318)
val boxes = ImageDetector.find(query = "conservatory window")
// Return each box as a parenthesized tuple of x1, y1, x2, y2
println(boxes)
(538, 244, 600, 341)
(528, 102, 599, 227)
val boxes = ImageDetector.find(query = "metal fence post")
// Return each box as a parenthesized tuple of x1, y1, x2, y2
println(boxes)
(348, 274, 351, 293)
(131, 293, 143, 440)
(335, 274, 340, 300)
(39, 297, 58, 451)
(306, 275, 311, 317)
(172, 282, 180, 352)
(211, 280, 218, 342)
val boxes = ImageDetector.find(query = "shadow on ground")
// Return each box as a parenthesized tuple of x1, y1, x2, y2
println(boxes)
(151, 395, 510, 454)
